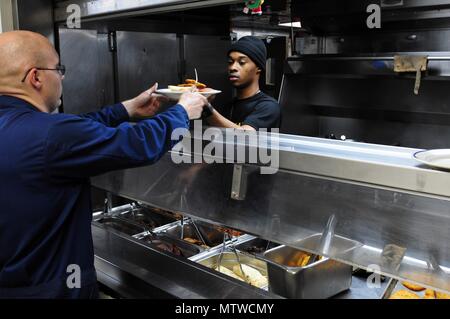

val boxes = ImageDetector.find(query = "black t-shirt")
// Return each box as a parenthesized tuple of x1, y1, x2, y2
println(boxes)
(222, 91, 281, 130)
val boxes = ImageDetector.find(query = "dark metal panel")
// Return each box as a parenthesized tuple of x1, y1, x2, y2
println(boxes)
(116, 31, 179, 101)
(292, 0, 450, 34)
(279, 56, 450, 148)
(184, 35, 232, 112)
(325, 30, 450, 54)
(59, 28, 115, 114)
(15, 0, 55, 44)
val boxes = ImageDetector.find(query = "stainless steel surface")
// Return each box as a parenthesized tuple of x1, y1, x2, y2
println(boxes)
(136, 232, 203, 258)
(308, 214, 337, 265)
(161, 220, 225, 248)
(94, 216, 146, 236)
(59, 28, 115, 114)
(92, 223, 276, 298)
(335, 275, 390, 299)
(117, 206, 177, 230)
(116, 31, 179, 101)
(92, 132, 450, 293)
(235, 237, 281, 257)
(231, 164, 247, 200)
(263, 245, 353, 299)
(54, 0, 241, 22)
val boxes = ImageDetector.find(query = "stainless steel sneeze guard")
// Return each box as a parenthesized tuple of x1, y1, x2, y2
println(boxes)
(92, 131, 450, 293)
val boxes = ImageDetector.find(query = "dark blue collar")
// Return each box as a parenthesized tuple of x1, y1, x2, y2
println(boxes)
(0, 95, 40, 112)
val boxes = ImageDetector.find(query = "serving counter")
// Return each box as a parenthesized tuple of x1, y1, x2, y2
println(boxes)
(91, 131, 450, 298)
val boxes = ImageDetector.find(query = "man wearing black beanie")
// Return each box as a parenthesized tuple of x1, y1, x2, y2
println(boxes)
(204, 36, 280, 131)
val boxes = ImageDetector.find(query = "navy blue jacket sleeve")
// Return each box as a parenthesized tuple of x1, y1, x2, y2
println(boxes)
(78, 103, 130, 127)
(44, 104, 189, 181)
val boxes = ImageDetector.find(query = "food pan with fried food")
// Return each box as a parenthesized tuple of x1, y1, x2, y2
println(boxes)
(389, 289, 420, 299)
(402, 281, 426, 292)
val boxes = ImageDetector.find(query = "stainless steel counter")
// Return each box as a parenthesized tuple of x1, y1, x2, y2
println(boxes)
(92, 222, 277, 299)
(92, 221, 390, 299)
(92, 131, 450, 293)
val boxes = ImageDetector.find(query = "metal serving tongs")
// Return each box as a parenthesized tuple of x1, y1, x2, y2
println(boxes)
(217, 232, 249, 284)
(179, 217, 208, 247)
(190, 218, 208, 247)
(307, 214, 337, 265)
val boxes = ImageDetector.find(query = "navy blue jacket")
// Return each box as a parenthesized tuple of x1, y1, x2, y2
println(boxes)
(0, 95, 189, 298)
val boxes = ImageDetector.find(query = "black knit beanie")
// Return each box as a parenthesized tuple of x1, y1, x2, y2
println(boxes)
(228, 36, 267, 70)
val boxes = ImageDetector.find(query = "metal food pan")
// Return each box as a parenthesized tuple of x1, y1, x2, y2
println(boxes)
(196, 250, 269, 289)
(235, 237, 281, 257)
(118, 207, 177, 230)
(93, 216, 146, 236)
(162, 220, 226, 248)
(138, 233, 203, 258)
(263, 245, 352, 299)
(292, 233, 362, 256)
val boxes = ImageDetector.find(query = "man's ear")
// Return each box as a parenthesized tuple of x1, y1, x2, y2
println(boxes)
(256, 67, 262, 75)
(29, 69, 43, 89)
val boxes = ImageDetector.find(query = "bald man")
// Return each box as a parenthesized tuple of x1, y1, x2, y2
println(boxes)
(0, 31, 208, 299)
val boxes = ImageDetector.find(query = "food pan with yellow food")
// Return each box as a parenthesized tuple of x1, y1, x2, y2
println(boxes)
(263, 245, 352, 299)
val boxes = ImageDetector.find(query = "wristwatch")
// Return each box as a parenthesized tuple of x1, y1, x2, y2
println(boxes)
(201, 103, 215, 119)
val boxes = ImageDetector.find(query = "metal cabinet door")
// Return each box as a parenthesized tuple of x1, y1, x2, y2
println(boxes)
(116, 31, 179, 101)
(59, 28, 115, 114)
(184, 35, 232, 112)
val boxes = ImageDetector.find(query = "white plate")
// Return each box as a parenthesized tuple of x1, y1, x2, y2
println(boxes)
(156, 88, 222, 100)
(413, 149, 450, 170)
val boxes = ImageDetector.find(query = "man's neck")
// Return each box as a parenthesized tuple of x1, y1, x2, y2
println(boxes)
(236, 82, 261, 100)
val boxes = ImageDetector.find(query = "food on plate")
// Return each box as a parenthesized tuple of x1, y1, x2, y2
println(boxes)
(423, 289, 436, 299)
(402, 281, 426, 292)
(168, 85, 192, 92)
(232, 264, 268, 288)
(184, 79, 207, 89)
(389, 289, 420, 299)
(168, 79, 208, 92)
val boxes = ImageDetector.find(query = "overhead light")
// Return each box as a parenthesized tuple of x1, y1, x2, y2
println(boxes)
(278, 21, 302, 28)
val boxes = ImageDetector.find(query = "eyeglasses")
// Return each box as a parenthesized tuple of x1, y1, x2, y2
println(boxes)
(21, 65, 66, 82)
